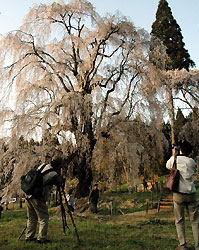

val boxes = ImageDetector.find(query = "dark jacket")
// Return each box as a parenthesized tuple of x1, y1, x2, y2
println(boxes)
(89, 188, 99, 203)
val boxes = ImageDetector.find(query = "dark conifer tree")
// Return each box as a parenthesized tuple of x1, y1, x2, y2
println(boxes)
(151, 0, 195, 71)
(175, 108, 187, 140)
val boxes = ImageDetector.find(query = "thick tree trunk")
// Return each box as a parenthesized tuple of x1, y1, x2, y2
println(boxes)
(76, 155, 93, 198)
(75, 131, 95, 197)
(74, 95, 96, 198)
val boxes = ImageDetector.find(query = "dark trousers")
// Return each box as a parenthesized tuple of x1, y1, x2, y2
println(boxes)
(68, 205, 74, 213)
(91, 201, 98, 214)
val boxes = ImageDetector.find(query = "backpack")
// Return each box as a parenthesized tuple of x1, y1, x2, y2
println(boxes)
(21, 164, 50, 198)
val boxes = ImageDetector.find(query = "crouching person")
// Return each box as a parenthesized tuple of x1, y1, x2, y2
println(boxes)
(25, 157, 63, 244)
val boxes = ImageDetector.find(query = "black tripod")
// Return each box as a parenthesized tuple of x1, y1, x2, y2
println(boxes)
(58, 186, 80, 244)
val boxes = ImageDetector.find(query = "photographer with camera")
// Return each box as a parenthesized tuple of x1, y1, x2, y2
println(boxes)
(25, 157, 63, 244)
(166, 139, 198, 250)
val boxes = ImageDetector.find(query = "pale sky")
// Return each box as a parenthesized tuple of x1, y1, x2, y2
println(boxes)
(0, 0, 198, 68)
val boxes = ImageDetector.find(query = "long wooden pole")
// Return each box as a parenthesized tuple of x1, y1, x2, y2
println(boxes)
(168, 86, 175, 145)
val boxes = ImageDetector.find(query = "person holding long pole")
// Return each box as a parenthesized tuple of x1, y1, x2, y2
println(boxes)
(166, 140, 198, 250)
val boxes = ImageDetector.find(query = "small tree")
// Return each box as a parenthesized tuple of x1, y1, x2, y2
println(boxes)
(180, 119, 199, 158)
(92, 118, 168, 191)
(174, 107, 187, 140)
(187, 107, 199, 122)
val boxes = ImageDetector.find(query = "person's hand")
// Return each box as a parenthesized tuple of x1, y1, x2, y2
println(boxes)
(172, 148, 178, 157)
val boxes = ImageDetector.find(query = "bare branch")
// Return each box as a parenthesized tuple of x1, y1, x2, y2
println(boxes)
(112, 72, 140, 116)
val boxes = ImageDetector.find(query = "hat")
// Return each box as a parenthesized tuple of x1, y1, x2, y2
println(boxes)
(51, 157, 63, 169)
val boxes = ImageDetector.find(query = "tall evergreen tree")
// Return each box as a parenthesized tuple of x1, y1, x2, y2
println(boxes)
(150, 0, 195, 145)
(151, 0, 195, 71)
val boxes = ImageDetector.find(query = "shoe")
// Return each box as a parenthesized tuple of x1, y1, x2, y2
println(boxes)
(37, 239, 51, 244)
(176, 245, 188, 250)
(25, 238, 37, 242)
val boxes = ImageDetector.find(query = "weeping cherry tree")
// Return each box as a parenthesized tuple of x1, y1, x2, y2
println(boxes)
(0, 0, 155, 197)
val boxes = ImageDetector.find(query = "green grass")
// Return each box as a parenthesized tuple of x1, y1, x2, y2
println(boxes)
(0, 209, 195, 250)
(0, 208, 26, 222)
(97, 188, 162, 216)
(0, 191, 197, 250)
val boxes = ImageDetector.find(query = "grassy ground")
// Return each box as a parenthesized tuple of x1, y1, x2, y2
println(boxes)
(0, 189, 197, 250)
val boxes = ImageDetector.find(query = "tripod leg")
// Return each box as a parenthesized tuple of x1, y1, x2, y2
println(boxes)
(58, 187, 70, 235)
(56, 188, 59, 206)
(61, 188, 80, 244)
(18, 225, 27, 240)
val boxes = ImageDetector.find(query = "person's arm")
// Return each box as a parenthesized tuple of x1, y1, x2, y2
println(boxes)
(96, 190, 99, 201)
(88, 190, 92, 203)
(167, 146, 178, 169)
(166, 156, 174, 170)
(50, 174, 63, 187)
